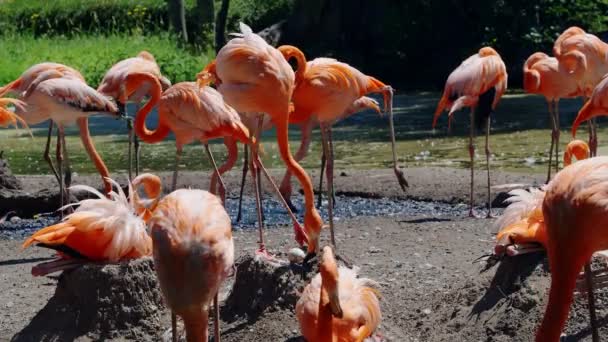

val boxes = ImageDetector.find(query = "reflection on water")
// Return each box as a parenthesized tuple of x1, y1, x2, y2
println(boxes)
(0, 93, 601, 174)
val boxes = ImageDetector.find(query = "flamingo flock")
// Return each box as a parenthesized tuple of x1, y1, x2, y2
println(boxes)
(4, 23, 608, 341)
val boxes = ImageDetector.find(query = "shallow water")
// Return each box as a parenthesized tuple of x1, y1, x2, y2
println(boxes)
(0, 93, 601, 175)
(0, 195, 472, 240)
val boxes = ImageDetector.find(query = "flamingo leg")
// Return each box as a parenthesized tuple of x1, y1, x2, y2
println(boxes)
(383, 86, 408, 190)
(251, 117, 268, 256)
(585, 262, 600, 342)
(204, 143, 226, 204)
(468, 108, 478, 218)
(546, 101, 556, 183)
(317, 151, 326, 209)
(43, 121, 61, 185)
(553, 101, 561, 174)
(171, 312, 177, 342)
(55, 125, 65, 215)
(484, 114, 493, 219)
(236, 144, 248, 223)
(210, 138, 238, 203)
(172, 145, 182, 192)
(214, 292, 221, 342)
(320, 123, 337, 248)
(59, 126, 73, 210)
(127, 116, 134, 181)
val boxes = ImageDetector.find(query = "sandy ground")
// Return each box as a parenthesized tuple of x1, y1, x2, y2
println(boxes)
(4, 167, 602, 341)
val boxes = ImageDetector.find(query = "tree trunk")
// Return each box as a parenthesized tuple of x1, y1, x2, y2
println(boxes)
(167, 0, 188, 42)
(215, 0, 230, 53)
(192, 0, 214, 44)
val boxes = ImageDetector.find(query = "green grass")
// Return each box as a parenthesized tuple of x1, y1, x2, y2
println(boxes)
(0, 93, 597, 176)
(0, 33, 213, 86)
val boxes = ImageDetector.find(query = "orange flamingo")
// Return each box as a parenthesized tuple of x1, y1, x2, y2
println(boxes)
(0, 98, 30, 132)
(22, 173, 161, 276)
(296, 246, 381, 341)
(535, 156, 608, 341)
(553, 26, 608, 157)
(278, 96, 383, 211)
(494, 140, 589, 257)
(433, 47, 508, 218)
(0, 63, 85, 188)
(197, 23, 320, 258)
(275, 50, 406, 253)
(572, 72, 608, 140)
(97, 51, 171, 178)
(134, 82, 305, 250)
(150, 188, 234, 342)
(16, 76, 120, 207)
(523, 52, 582, 182)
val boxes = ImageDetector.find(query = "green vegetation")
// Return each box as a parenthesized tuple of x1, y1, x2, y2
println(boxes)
(0, 34, 212, 86)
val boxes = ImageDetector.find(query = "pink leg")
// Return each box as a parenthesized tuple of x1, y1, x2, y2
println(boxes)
(209, 138, 238, 202)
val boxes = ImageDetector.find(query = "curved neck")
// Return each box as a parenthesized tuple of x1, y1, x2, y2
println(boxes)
(278, 45, 308, 83)
(536, 250, 585, 342)
(132, 73, 170, 143)
(317, 288, 335, 342)
(273, 114, 322, 254)
(77, 117, 112, 196)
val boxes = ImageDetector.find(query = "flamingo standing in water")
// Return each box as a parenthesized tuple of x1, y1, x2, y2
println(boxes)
(97, 51, 171, 179)
(15, 76, 120, 207)
(273, 50, 406, 251)
(433, 47, 508, 218)
(150, 189, 234, 342)
(0, 63, 86, 193)
(523, 52, 582, 182)
(296, 246, 381, 341)
(535, 156, 608, 342)
(22, 173, 161, 276)
(197, 23, 319, 259)
(553, 26, 608, 157)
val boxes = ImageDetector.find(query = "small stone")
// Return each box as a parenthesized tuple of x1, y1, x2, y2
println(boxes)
(340, 171, 348, 177)
(10, 216, 20, 223)
(422, 308, 431, 315)
(368, 246, 381, 254)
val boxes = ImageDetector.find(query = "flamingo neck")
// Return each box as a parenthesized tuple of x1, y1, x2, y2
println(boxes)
(77, 117, 112, 196)
(133, 74, 170, 143)
(278, 45, 308, 84)
(317, 288, 335, 342)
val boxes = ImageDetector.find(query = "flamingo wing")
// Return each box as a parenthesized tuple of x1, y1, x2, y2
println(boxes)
(37, 78, 118, 114)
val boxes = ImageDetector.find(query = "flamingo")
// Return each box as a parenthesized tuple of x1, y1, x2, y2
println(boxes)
(535, 156, 608, 341)
(0, 63, 86, 192)
(97, 51, 172, 179)
(197, 23, 319, 259)
(134, 82, 305, 249)
(22, 173, 161, 276)
(433, 47, 508, 218)
(296, 246, 381, 341)
(572, 72, 608, 140)
(16, 76, 120, 207)
(150, 189, 234, 342)
(553, 26, 608, 157)
(274, 49, 406, 254)
(523, 52, 582, 182)
(0, 98, 30, 132)
(494, 140, 590, 257)
(278, 96, 383, 211)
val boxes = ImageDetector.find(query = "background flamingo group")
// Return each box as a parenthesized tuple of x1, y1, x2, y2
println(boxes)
(6, 22, 608, 341)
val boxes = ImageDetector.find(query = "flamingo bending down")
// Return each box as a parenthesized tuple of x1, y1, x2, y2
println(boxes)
(572, 73, 608, 140)
(523, 52, 582, 182)
(553, 26, 608, 157)
(16, 76, 119, 207)
(22, 174, 161, 276)
(278, 96, 383, 211)
(276, 48, 406, 254)
(150, 189, 234, 342)
(433, 47, 508, 218)
(197, 23, 320, 259)
(0, 63, 87, 193)
(97, 51, 171, 179)
(494, 140, 590, 257)
(296, 246, 381, 341)
(535, 156, 608, 341)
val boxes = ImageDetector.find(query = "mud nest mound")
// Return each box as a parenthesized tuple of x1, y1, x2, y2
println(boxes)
(0, 152, 21, 190)
(12, 257, 165, 341)
(222, 253, 318, 322)
(418, 253, 608, 341)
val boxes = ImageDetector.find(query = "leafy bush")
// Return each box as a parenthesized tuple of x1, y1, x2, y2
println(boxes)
(0, 33, 212, 86)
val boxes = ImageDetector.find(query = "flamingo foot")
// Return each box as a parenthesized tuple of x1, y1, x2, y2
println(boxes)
(255, 245, 278, 262)
(31, 257, 86, 276)
(468, 209, 481, 218)
(485, 211, 497, 219)
(504, 243, 544, 257)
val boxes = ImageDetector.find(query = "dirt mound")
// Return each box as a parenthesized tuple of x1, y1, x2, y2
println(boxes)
(12, 257, 165, 342)
(420, 253, 608, 341)
(0, 152, 22, 190)
(222, 253, 317, 323)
